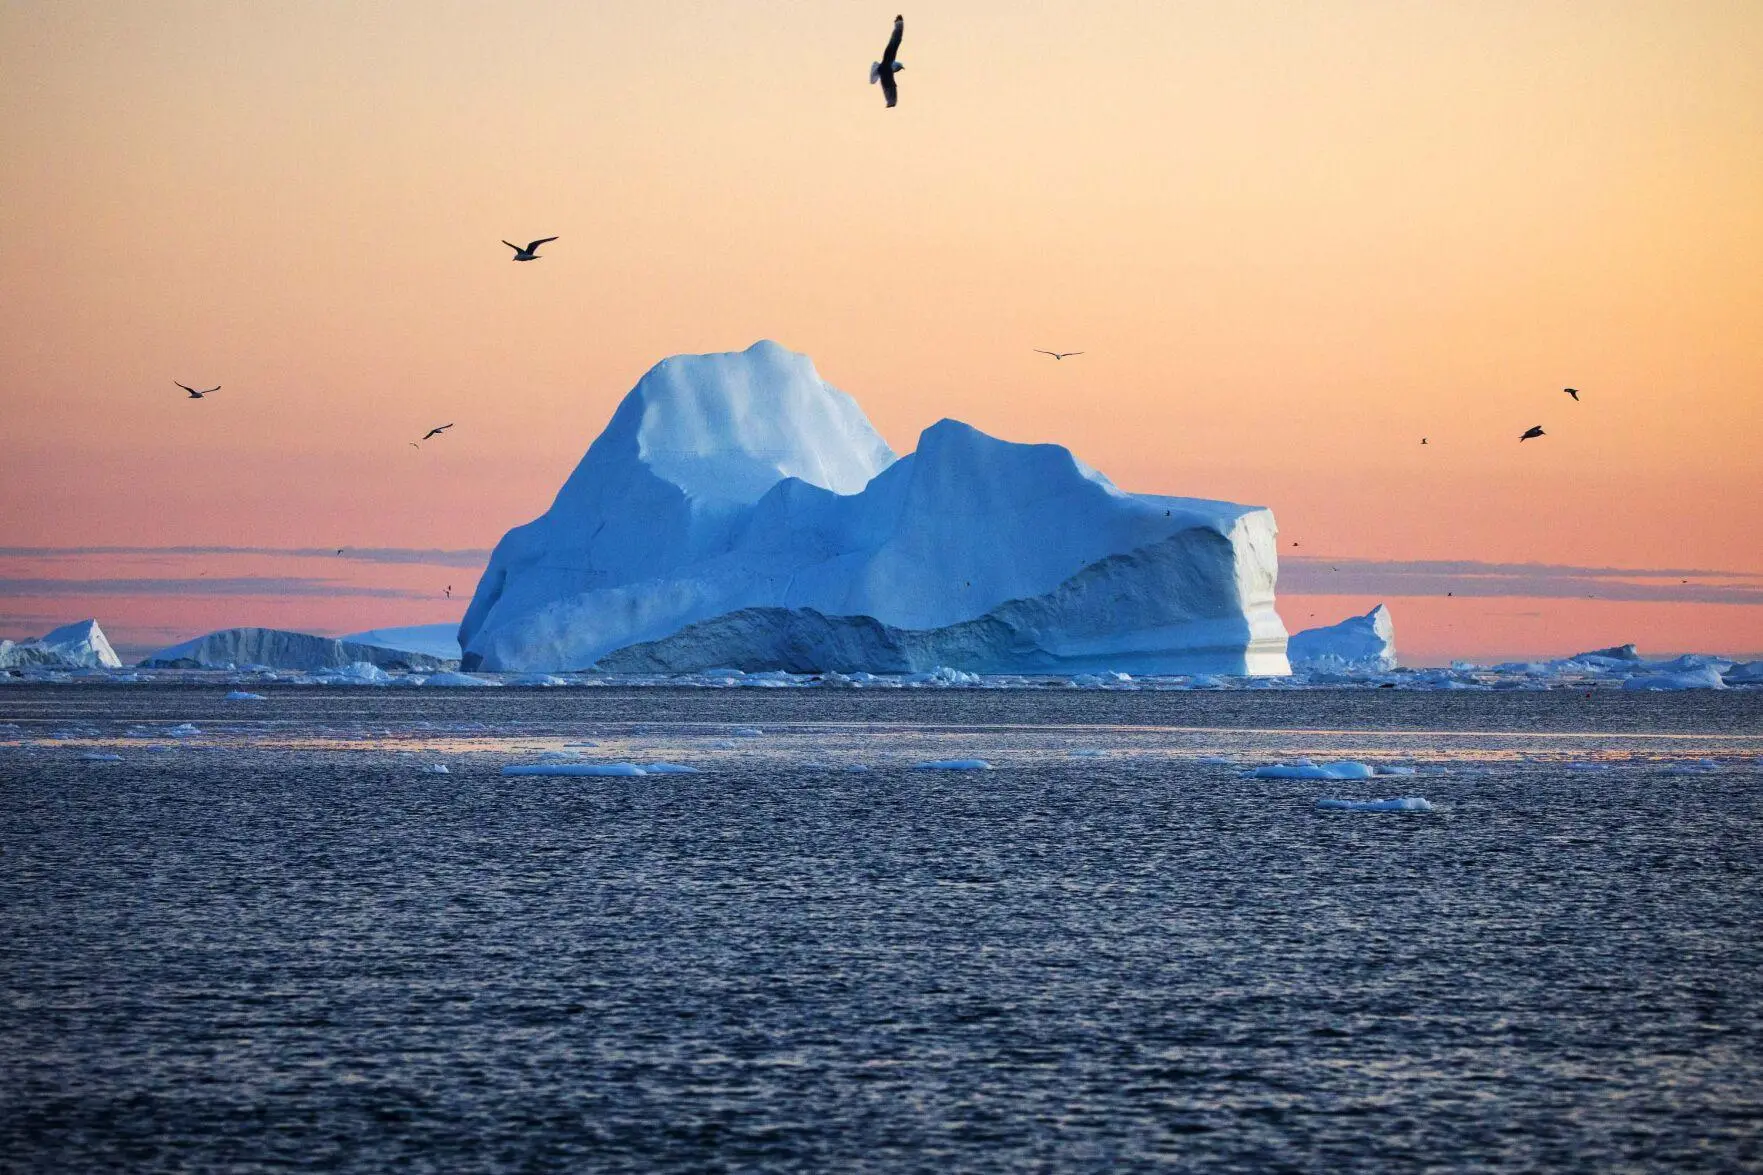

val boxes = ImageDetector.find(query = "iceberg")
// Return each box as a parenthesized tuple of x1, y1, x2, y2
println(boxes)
(340, 624, 463, 663)
(1287, 605, 1396, 670)
(0, 620, 122, 670)
(140, 627, 455, 672)
(460, 341, 1288, 675)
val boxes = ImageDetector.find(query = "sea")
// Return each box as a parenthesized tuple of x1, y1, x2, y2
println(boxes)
(3, 685, 1760, 1172)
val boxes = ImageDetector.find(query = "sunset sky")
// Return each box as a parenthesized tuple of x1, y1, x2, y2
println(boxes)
(3, 0, 1760, 662)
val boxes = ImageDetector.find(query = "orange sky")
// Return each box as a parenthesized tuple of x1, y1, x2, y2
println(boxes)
(3, 1, 1760, 661)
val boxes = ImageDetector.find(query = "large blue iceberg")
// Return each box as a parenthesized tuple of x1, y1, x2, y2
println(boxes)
(459, 341, 1290, 675)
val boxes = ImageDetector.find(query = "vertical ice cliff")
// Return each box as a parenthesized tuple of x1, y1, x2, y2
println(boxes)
(459, 341, 1289, 674)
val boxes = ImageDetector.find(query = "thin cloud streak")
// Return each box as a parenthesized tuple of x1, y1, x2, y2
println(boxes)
(1282, 558, 1763, 605)
(0, 577, 432, 600)
(0, 546, 493, 567)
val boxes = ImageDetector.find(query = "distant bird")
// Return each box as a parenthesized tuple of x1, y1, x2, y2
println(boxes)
(871, 14, 904, 107)
(1291, 542, 1299, 548)
(502, 236, 557, 261)
(1034, 350, 1085, 361)
(1519, 425, 1545, 441)
(336, 549, 344, 556)
(420, 424, 454, 441)
(1564, 387, 1580, 401)
(1447, 591, 1453, 597)
(1421, 437, 1428, 445)
(409, 442, 420, 448)
(176, 382, 219, 399)
(445, 585, 452, 599)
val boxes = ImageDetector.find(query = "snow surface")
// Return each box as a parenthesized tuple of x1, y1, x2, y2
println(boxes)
(340, 624, 463, 663)
(458, 341, 1288, 675)
(1287, 605, 1396, 670)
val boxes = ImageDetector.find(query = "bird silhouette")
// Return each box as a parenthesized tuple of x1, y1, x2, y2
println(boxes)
(502, 237, 557, 261)
(1519, 425, 1545, 441)
(176, 382, 219, 399)
(1564, 387, 1580, 401)
(1421, 437, 1428, 445)
(871, 15, 904, 107)
(420, 424, 454, 442)
(445, 585, 452, 599)
(335, 549, 344, 556)
(1034, 350, 1085, 361)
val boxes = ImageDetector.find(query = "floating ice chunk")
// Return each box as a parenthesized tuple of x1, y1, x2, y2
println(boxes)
(421, 764, 451, 774)
(502, 762, 647, 776)
(1721, 661, 1763, 684)
(1316, 796, 1433, 812)
(1198, 756, 1236, 766)
(1565, 762, 1611, 772)
(914, 759, 993, 771)
(1252, 759, 1376, 780)
(731, 727, 765, 738)
(165, 723, 202, 738)
(1069, 749, 1107, 758)
(1373, 765, 1417, 776)
(508, 673, 569, 687)
(422, 671, 500, 688)
(642, 762, 699, 774)
(1659, 758, 1720, 775)
(1621, 667, 1727, 691)
(224, 690, 267, 701)
(79, 752, 123, 762)
(845, 763, 872, 772)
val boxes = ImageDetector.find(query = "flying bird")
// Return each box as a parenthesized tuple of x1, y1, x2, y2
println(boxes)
(871, 15, 904, 107)
(1519, 425, 1545, 441)
(336, 549, 344, 556)
(502, 237, 558, 261)
(1421, 437, 1428, 445)
(176, 382, 219, 399)
(1564, 387, 1580, 401)
(445, 585, 452, 599)
(420, 424, 454, 442)
(1034, 350, 1085, 361)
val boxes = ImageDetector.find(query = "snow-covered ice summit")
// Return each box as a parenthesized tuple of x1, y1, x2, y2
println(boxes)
(459, 341, 1289, 675)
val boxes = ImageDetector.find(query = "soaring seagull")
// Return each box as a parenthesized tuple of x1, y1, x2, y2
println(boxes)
(871, 15, 904, 108)
(1034, 350, 1085, 361)
(502, 237, 558, 261)
(176, 382, 220, 399)
(421, 423, 454, 441)
(1519, 425, 1545, 441)
(1564, 387, 1580, 401)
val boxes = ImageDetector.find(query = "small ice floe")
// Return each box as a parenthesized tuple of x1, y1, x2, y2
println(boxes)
(165, 723, 202, 738)
(503, 762, 648, 777)
(224, 690, 267, 701)
(642, 762, 699, 774)
(730, 727, 765, 738)
(845, 763, 872, 772)
(1252, 759, 1375, 780)
(422, 671, 500, 688)
(710, 740, 739, 749)
(914, 759, 993, 771)
(1565, 762, 1612, 772)
(1069, 749, 1107, 758)
(1659, 758, 1721, 775)
(79, 752, 123, 762)
(421, 764, 450, 774)
(508, 673, 569, 687)
(1198, 756, 1236, 766)
(1316, 796, 1433, 812)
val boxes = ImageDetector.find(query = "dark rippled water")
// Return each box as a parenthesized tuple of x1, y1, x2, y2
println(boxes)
(3, 686, 1761, 1171)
